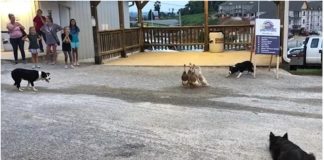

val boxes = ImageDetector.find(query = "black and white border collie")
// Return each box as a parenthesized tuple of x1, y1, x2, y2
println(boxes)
(226, 61, 254, 78)
(11, 68, 51, 92)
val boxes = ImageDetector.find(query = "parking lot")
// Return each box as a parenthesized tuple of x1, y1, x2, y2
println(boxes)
(1, 61, 322, 160)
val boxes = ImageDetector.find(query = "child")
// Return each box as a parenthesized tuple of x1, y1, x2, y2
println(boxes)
(40, 16, 62, 65)
(61, 27, 74, 69)
(69, 19, 80, 66)
(26, 27, 40, 69)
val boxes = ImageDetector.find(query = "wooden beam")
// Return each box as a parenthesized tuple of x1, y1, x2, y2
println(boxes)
(118, 1, 126, 58)
(90, 1, 100, 7)
(204, 0, 209, 51)
(135, 1, 149, 10)
(90, 1, 101, 64)
(137, 5, 144, 52)
(134, 1, 149, 52)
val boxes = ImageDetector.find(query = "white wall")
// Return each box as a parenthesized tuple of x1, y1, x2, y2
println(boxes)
(40, 1, 95, 61)
(58, 1, 95, 61)
(39, 1, 62, 51)
(97, 1, 130, 31)
(1, 0, 38, 51)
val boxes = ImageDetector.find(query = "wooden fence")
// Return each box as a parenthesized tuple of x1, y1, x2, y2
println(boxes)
(98, 25, 254, 60)
(98, 28, 140, 59)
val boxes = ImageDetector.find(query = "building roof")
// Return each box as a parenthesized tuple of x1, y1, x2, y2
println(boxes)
(289, 1, 304, 12)
(219, 1, 257, 6)
(219, 1, 277, 18)
(251, 1, 277, 18)
(307, 1, 322, 10)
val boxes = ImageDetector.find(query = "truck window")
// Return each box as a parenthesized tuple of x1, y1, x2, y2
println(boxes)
(310, 38, 319, 48)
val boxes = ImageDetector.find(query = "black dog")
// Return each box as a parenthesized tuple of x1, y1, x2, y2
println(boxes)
(269, 132, 315, 160)
(11, 68, 50, 92)
(226, 61, 254, 78)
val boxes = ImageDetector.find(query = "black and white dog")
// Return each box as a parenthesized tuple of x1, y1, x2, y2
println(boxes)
(11, 68, 51, 92)
(226, 61, 254, 78)
(269, 132, 315, 160)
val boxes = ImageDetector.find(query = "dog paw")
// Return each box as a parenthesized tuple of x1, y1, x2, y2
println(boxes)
(32, 88, 38, 92)
(18, 88, 24, 92)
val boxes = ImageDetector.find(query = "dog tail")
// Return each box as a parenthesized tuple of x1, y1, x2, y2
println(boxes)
(307, 153, 316, 160)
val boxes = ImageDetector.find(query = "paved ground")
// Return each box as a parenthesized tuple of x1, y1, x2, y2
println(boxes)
(1, 61, 322, 160)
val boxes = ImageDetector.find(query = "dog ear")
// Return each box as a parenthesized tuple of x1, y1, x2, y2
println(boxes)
(283, 133, 288, 139)
(270, 132, 274, 137)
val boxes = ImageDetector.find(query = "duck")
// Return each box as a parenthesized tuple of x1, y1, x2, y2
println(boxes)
(181, 64, 189, 86)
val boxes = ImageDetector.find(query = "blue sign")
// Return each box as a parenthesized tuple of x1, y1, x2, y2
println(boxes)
(255, 19, 280, 55)
(256, 35, 280, 54)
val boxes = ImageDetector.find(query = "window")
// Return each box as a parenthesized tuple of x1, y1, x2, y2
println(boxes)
(310, 38, 319, 48)
(303, 19, 305, 24)
(303, 11, 305, 16)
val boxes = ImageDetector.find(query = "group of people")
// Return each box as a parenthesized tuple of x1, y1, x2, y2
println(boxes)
(6, 9, 80, 69)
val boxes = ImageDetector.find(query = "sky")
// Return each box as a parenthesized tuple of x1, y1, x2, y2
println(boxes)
(129, 1, 188, 13)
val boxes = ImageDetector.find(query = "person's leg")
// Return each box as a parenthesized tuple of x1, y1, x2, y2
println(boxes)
(75, 47, 79, 65)
(35, 52, 39, 67)
(46, 45, 51, 64)
(63, 51, 68, 65)
(52, 45, 57, 64)
(32, 53, 36, 68)
(68, 51, 74, 68)
(10, 38, 19, 63)
(18, 37, 26, 63)
(73, 49, 77, 65)
(37, 31, 44, 52)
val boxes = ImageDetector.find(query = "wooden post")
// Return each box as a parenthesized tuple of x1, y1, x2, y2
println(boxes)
(118, 1, 126, 58)
(204, 0, 209, 51)
(277, 1, 284, 79)
(135, 1, 148, 52)
(90, 1, 101, 64)
(135, 2, 145, 52)
(269, 55, 273, 71)
(138, 7, 144, 52)
(250, 26, 255, 61)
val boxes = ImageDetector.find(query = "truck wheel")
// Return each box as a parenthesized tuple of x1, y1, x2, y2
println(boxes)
(290, 65, 297, 70)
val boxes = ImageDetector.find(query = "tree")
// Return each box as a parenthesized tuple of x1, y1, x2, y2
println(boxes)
(148, 9, 152, 20)
(154, 1, 161, 18)
(178, 1, 224, 15)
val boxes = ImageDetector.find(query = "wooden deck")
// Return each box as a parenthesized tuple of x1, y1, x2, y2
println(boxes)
(104, 51, 280, 66)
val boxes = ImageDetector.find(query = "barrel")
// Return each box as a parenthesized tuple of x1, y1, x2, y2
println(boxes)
(209, 32, 224, 53)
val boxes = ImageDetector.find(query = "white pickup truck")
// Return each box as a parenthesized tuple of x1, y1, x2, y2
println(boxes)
(287, 36, 322, 68)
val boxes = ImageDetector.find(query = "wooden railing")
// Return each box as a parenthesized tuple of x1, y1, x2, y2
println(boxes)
(209, 25, 254, 50)
(143, 26, 205, 50)
(143, 25, 254, 51)
(98, 25, 254, 60)
(98, 28, 140, 59)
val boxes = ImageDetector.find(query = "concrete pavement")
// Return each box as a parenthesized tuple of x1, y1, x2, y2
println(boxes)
(1, 61, 321, 160)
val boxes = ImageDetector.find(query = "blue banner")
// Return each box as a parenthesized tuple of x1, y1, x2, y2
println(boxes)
(255, 19, 280, 55)
(256, 35, 280, 55)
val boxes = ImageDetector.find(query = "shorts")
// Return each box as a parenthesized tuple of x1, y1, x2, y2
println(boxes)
(71, 42, 80, 49)
(29, 49, 39, 54)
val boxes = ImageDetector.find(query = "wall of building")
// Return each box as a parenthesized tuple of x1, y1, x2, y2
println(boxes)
(56, 1, 95, 61)
(97, 1, 130, 31)
(1, 0, 38, 51)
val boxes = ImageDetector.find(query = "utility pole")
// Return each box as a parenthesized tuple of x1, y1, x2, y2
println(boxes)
(204, 0, 209, 51)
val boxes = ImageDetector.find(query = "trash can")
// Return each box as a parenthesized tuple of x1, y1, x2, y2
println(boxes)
(209, 32, 224, 53)
(1, 32, 12, 51)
